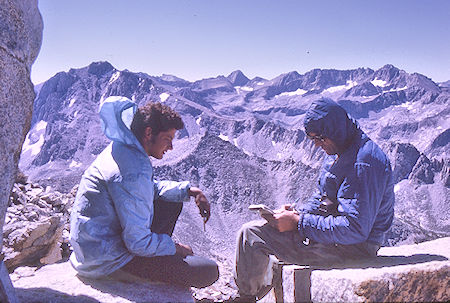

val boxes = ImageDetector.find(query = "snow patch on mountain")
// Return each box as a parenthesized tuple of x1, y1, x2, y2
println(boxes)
(159, 92, 170, 102)
(276, 88, 308, 97)
(371, 78, 388, 87)
(398, 101, 415, 111)
(108, 71, 121, 84)
(234, 86, 254, 93)
(324, 80, 358, 93)
(68, 98, 76, 107)
(242, 148, 253, 156)
(218, 134, 230, 142)
(22, 120, 47, 157)
(387, 86, 408, 92)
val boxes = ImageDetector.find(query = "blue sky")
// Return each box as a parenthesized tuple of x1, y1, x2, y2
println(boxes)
(31, 0, 450, 84)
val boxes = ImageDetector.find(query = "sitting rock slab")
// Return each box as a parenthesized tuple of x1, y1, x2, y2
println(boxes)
(12, 261, 194, 303)
(278, 237, 450, 303)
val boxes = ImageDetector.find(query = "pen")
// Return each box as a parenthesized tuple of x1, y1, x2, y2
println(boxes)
(289, 197, 301, 212)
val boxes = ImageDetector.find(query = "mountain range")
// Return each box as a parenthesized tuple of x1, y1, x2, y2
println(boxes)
(19, 62, 449, 269)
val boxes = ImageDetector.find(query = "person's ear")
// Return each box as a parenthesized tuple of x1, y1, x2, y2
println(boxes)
(143, 127, 152, 142)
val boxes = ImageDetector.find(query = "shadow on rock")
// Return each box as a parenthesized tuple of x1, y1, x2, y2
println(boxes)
(313, 253, 448, 270)
(76, 273, 193, 303)
(15, 287, 100, 303)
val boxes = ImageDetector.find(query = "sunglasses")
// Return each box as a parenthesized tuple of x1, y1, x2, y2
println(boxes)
(306, 133, 326, 142)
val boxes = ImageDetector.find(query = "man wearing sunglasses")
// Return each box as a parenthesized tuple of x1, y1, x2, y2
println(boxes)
(229, 98, 395, 302)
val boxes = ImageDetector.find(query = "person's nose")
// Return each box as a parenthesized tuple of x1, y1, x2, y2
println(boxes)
(167, 141, 173, 150)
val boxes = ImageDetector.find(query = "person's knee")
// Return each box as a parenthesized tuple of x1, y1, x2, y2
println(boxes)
(191, 260, 219, 288)
(238, 220, 266, 241)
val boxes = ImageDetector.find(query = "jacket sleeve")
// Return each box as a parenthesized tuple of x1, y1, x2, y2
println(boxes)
(300, 161, 389, 245)
(154, 180, 191, 202)
(299, 190, 322, 213)
(108, 173, 176, 257)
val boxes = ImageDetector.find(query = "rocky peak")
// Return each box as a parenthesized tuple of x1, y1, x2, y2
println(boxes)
(191, 75, 234, 93)
(272, 71, 301, 87)
(409, 154, 435, 184)
(102, 70, 153, 101)
(407, 73, 441, 93)
(374, 64, 401, 80)
(386, 142, 421, 183)
(300, 69, 351, 91)
(31, 72, 78, 125)
(227, 70, 250, 86)
(87, 61, 114, 76)
(420, 126, 449, 161)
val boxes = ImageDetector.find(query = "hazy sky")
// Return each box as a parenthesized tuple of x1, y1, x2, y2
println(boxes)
(31, 0, 450, 84)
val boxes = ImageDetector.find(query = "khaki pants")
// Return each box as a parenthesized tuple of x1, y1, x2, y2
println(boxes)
(234, 220, 379, 297)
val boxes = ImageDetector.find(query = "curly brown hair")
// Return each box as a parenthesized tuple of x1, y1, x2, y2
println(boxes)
(130, 102, 184, 142)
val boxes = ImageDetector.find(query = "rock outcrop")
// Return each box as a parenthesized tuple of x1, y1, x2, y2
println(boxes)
(278, 237, 450, 303)
(0, 0, 43, 301)
(0, 0, 43, 241)
(3, 176, 75, 271)
(387, 142, 421, 183)
(12, 262, 194, 303)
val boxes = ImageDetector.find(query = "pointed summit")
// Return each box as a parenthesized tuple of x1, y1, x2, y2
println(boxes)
(87, 61, 114, 76)
(227, 70, 250, 86)
(380, 64, 398, 71)
(373, 64, 401, 82)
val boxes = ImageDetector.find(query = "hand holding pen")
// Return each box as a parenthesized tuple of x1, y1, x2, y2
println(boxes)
(188, 186, 210, 232)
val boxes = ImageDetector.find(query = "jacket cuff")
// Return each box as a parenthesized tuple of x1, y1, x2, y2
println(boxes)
(181, 181, 191, 202)
(165, 236, 177, 255)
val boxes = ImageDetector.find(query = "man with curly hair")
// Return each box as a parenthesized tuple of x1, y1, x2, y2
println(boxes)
(69, 96, 219, 288)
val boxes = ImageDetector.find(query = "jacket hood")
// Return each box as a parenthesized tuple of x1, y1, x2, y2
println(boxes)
(99, 96, 144, 151)
(303, 98, 360, 151)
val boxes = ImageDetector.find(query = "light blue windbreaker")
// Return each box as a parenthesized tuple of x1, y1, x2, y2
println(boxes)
(299, 98, 395, 246)
(69, 96, 190, 278)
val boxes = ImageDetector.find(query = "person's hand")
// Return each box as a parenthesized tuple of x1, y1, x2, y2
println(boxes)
(283, 204, 293, 210)
(188, 187, 211, 223)
(272, 204, 293, 214)
(265, 210, 300, 232)
(175, 243, 194, 257)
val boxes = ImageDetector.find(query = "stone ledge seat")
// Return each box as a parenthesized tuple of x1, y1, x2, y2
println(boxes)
(263, 237, 450, 303)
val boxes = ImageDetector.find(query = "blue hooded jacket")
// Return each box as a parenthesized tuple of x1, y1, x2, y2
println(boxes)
(300, 98, 395, 245)
(69, 96, 191, 278)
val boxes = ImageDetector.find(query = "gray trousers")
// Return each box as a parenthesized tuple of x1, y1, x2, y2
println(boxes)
(234, 220, 379, 297)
